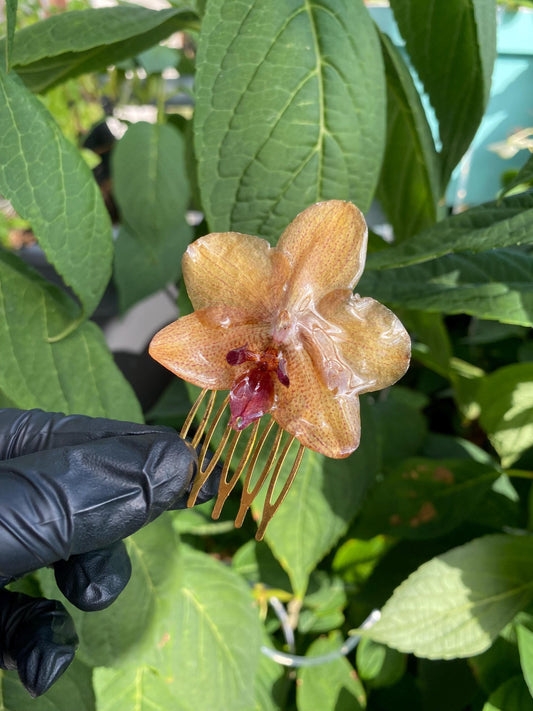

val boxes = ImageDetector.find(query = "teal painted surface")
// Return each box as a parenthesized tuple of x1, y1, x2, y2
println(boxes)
(370, 6, 533, 208)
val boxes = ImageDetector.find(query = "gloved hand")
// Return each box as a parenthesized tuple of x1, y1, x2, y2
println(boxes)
(0, 408, 218, 697)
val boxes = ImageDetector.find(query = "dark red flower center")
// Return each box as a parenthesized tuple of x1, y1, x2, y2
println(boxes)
(226, 345, 290, 430)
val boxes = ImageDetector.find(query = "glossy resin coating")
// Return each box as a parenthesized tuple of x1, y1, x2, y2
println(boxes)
(149, 200, 411, 459)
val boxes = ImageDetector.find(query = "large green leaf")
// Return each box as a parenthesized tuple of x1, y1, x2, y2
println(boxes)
(112, 122, 189, 247)
(362, 534, 533, 659)
(94, 667, 184, 711)
(360, 248, 533, 327)
(45, 533, 262, 711)
(0, 68, 112, 320)
(112, 122, 191, 311)
(194, 0, 385, 240)
(389, 0, 497, 184)
(0, 660, 95, 711)
(353, 457, 500, 540)
(0, 250, 142, 420)
(367, 193, 533, 270)
(3, 6, 198, 93)
(253, 634, 285, 711)
(154, 544, 262, 711)
(478, 363, 533, 468)
(376, 32, 440, 241)
(297, 631, 366, 710)
(39, 516, 183, 669)
(372, 387, 427, 467)
(3, 0, 17, 72)
(261, 400, 379, 597)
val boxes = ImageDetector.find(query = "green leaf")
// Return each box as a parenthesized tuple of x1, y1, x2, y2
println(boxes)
(0, 250, 142, 420)
(232, 539, 292, 593)
(389, 0, 496, 185)
(501, 154, 533, 198)
(363, 534, 533, 659)
(0, 68, 113, 320)
(145, 377, 192, 428)
(332, 536, 392, 586)
(376, 32, 440, 241)
(517, 624, 533, 698)
(90, 543, 262, 711)
(39, 516, 183, 668)
(94, 666, 184, 711)
(0, 659, 95, 711)
(469, 636, 522, 695)
(478, 363, 533, 468)
(262, 400, 379, 597)
(112, 121, 191, 311)
(353, 457, 499, 540)
(360, 248, 533, 327)
(297, 631, 366, 711)
(373, 389, 428, 467)
(404, 307, 452, 378)
(253, 634, 285, 711)
(112, 122, 189, 246)
(482, 676, 533, 711)
(367, 193, 533, 270)
(154, 545, 262, 711)
(4, 6, 198, 93)
(194, 0, 385, 240)
(298, 572, 347, 634)
(356, 637, 406, 689)
(4, 0, 17, 73)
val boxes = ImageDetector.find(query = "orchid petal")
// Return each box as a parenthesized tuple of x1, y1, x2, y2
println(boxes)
(272, 343, 361, 458)
(309, 290, 411, 395)
(149, 307, 271, 390)
(182, 231, 284, 318)
(277, 201, 367, 308)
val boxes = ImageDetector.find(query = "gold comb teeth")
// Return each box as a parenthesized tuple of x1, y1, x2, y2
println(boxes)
(182, 388, 305, 540)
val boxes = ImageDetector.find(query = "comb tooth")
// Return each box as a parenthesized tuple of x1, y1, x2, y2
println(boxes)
(197, 394, 230, 466)
(187, 421, 233, 507)
(255, 442, 305, 541)
(180, 388, 209, 439)
(191, 390, 217, 448)
(234, 420, 281, 528)
(187, 395, 230, 507)
(213, 420, 260, 519)
(183, 389, 305, 536)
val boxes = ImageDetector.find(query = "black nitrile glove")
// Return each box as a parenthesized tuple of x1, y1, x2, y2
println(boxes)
(0, 408, 218, 697)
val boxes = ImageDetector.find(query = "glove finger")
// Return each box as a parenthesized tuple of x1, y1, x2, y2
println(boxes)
(0, 408, 177, 459)
(0, 589, 78, 698)
(0, 431, 197, 580)
(53, 541, 132, 612)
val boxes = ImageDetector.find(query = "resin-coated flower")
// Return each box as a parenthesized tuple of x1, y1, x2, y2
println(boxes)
(150, 201, 410, 458)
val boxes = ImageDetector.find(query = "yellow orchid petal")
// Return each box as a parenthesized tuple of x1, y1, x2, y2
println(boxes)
(182, 231, 285, 318)
(149, 307, 271, 390)
(272, 343, 361, 458)
(309, 289, 411, 395)
(277, 200, 367, 308)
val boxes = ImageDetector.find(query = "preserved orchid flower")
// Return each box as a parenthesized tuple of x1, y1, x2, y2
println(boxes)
(149, 201, 410, 539)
